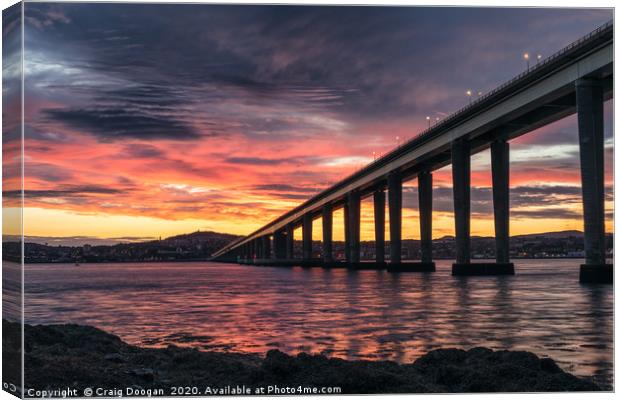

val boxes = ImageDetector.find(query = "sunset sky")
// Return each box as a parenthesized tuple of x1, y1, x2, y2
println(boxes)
(3, 4, 614, 244)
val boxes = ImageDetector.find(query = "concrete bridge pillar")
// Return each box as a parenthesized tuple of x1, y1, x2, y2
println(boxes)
(273, 229, 286, 259)
(576, 78, 611, 283)
(244, 243, 251, 261)
(286, 223, 294, 259)
(254, 238, 261, 260)
(388, 171, 402, 264)
(348, 191, 361, 264)
(491, 139, 511, 264)
(344, 202, 351, 262)
(302, 214, 313, 261)
(261, 236, 271, 259)
(452, 139, 471, 265)
(322, 204, 333, 262)
(452, 138, 514, 276)
(418, 171, 433, 264)
(373, 189, 386, 263)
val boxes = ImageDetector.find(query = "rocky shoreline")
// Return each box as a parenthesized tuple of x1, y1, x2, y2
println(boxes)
(3, 320, 604, 395)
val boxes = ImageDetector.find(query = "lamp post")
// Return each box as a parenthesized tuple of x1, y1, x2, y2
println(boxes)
(537, 54, 542, 64)
(523, 52, 530, 71)
(466, 89, 472, 105)
(426, 116, 431, 128)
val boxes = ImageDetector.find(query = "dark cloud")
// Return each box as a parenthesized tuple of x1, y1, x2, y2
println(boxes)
(4, 185, 123, 199)
(511, 209, 581, 219)
(26, 163, 74, 183)
(123, 144, 165, 158)
(272, 193, 314, 201)
(250, 184, 318, 193)
(43, 107, 200, 141)
(100, 84, 188, 108)
(25, 4, 611, 145)
(402, 184, 610, 220)
(509, 185, 582, 207)
(24, 235, 155, 246)
(225, 157, 290, 166)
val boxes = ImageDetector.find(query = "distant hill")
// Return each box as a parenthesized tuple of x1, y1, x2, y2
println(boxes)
(10, 230, 243, 263)
(4, 229, 612, 263)
(434, 230, 587, 241)
(158, 230, 240, 244)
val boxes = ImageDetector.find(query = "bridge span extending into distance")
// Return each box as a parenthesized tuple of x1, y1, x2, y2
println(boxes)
(213, 21, 613, 283)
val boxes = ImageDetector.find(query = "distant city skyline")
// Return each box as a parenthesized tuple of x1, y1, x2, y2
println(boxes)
(3, 4, 613, 241)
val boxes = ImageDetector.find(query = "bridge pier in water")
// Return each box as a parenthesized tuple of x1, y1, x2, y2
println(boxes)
(262, 236, 271, 260)
(386, 171, 402, 271)
(253, 238, 260, 261)
(373, 189, 386, 264)
(576, 78, 612, 283)
(416, 171, 436, 271)
(344, 202, 351, 263)
(302, 213, 313, 262)
(286, 223, 294, 260)
(273, 229, 286, 260)
(451, 138, 514, 276)
(247, 242, 254, 263)
(491, 138, 513, 268)
(348, 192, 361, 264)
(322, 204, 333, 263)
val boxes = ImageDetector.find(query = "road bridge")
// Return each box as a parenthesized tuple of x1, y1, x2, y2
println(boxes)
(213, 21, 613, 283)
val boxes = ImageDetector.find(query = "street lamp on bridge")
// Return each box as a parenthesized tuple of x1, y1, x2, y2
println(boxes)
(524, 52, 530, 70)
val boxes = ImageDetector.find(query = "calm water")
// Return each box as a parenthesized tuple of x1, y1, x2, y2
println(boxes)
(23, 260, 613, 388)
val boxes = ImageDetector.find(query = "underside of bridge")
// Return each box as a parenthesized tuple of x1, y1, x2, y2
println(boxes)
(213, 22, 613, 284)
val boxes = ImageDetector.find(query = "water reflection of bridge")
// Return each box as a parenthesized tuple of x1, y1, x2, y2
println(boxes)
(213, 22, 613, 284)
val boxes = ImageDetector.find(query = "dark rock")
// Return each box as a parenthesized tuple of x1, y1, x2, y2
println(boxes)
(540, 357, 562, 373)
(104, 353, 125, 363)
(3, 320, 604, 394)
(263, 349, 297, 375)
(129, 368, 155, 381)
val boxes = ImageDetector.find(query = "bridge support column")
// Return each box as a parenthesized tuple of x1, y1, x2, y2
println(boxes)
(388, 171, 402, 265)
(347, 192, 361, 265)
(451, 138, 514, 276)
(491, 139, 513, 269)
(418, 171, 435, 271)
(247, 243, 253, 262)
(302, 214, 313, 261)
(452, 139, 470, 265)
(261, 236, 270, 260)
(273, 229, 286, 259)
(244, 243, 251, 262)
(286, 223, 294, 259)
(576, 78, 611, 283)
(254, 239, 261, 261)
(344, 202, 350, 262)
(373, 189, 386, 263)
(322, 204, 333, 263)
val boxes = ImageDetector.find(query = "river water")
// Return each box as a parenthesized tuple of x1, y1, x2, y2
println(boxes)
(22, 259, 613, 388)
